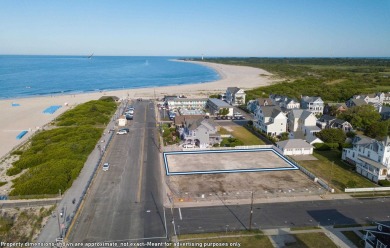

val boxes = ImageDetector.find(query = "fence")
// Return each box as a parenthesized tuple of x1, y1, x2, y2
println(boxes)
(345, 187, 390, 193)
(174, 145, 334, 193)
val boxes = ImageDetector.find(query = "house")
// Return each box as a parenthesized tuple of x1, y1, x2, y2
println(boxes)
(364, 222, 390, 248)
(301, 96, 324, 115)
(270, 94, 300, 110)
(342, 135, 390, 183)
(287, 109, 317, 132)
(226, 87, 246, 106)
(118, 115, 127, 127)
(206, 98, 234, 117)
(306, 135, 324, 145)
(323, 103, 348, 115)
(316, 115, 353, 132)
(247, 98, 273, 113)
(178, 117, 221, 148)
(346, 92, 390, 110)
(254, 105, 287, 136)
(174, 115, 204, 127)
(380, 106, 390, 120)
(166, 98, 208, 111)
(346, 98, 369, 108)
(328, 119, 353, 132)
(276, 139, 314, 156)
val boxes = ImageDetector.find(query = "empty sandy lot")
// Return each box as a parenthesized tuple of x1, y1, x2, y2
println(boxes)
(165, 149, 296, 173)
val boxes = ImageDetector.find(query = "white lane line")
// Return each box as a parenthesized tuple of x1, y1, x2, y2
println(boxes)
(179, 207, 183, 220)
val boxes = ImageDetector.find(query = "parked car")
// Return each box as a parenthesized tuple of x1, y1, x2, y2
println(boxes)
(102, 162, 110, 171)
(120, 128, 130, 133)
(126, 114, 133, 120)
(182, 144, 195, 148)
(116, 130, 127, 135)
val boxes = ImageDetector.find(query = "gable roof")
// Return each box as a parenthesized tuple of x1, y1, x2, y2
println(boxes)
(276, 139, 313, 149)
(350, 98, 367, 106)
(300, 110, 314, 121)
(227, 87, 241, 95)
(301, 96, 323, 103)
(260, 105, 283, 118)
(174, 115, 204, 126)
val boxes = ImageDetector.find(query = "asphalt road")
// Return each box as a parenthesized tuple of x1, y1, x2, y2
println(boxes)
(68, 100, 166, 246)
(169, 197, 390, 235)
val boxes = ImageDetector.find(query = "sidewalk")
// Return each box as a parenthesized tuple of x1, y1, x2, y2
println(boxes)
(35, 102, 126, 246)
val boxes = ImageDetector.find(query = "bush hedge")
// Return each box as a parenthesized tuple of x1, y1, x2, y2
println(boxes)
(7, 99, 117, 196)
(378, 180, 390, 187)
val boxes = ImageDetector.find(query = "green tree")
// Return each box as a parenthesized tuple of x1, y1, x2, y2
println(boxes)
(339, 105, 381, 130)
(219, 108, 229, 116)
(279, 132, 289, 141)
(316, 128, 346, 144)
(365, 120, 389, 139)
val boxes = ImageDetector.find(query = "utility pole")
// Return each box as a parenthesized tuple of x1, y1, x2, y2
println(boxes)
(249, 191, 254, 231)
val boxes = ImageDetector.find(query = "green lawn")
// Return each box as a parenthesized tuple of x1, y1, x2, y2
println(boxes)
(341, 231, 365, 248)
(179, 231, 272, 248)
(286, 233, 337, 248)
(298, 150, 376, 192)
(219, 126, 265, 145)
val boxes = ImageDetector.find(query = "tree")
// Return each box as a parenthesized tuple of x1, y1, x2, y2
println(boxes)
(339, 105, 381, 130)
(219, 108, 229, 116)
(279, 132, 289, 141)
(365, 120, 389, 139)
(316, 128, 346, 144)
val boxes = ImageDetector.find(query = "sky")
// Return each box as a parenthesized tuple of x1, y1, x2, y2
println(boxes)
(0, 0, 389, 57)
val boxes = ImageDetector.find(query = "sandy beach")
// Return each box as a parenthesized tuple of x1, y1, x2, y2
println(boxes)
(0, 61, 276, 159)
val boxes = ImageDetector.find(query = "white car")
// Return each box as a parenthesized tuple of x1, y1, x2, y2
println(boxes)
(182, 144, 194, 148)
(116, 130, 127, 135)
(102, 162, 110, 171)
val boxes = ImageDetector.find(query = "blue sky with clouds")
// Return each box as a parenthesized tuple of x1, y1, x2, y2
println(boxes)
(1, 0, 389, 56)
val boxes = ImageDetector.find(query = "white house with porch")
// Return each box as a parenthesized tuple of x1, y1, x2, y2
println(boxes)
(342, 135, 390, 183)
(226, 87, 246, 106)
(254, 105, 287, 136)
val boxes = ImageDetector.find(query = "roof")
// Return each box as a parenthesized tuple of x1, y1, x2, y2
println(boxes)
(380, 106, 390, 114)
(350, 99, 367, 106)
(301, 96, 323, 103)
(290, 109, 303, 119)
(300, 110, 314, 120)
(352, 135, 374, 145)
(306, 135, 323, 144)
(333, 119, 351, 126)
(174, 115, 204, 126)
(319, 115, 336, 122)
(226, 87, 241, 94)
(305, 126, 321, 132)
(256, 98, 273, 106)
(358, 156, 387, 169)
(260, 105, 283, 118)
(167, 98, 208, 102)
(208, 98, 231, 108)
(276, 139, 313, 149)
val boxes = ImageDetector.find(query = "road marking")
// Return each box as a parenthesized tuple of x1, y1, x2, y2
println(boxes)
(179, 207, 182, 220)
(136, 104, 147, 202)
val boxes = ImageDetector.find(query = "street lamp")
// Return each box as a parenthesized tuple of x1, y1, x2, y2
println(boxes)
(225, 224, 229, 234)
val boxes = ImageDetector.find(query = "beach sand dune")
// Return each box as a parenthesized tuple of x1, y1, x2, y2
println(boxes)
(0, 61, 276, 159)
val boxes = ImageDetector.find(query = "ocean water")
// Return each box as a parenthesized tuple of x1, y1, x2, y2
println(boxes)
(0, 56, 220, 99)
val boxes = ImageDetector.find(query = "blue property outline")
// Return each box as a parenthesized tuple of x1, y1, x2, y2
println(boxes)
(163, 148, 299, 176)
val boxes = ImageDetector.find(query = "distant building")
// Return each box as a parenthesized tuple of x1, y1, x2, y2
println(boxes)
(254, 105, 287, 136)
(323, 103, 348, 115)
(342, 135, 390, 183)
(166, 98, 208, 111)
(380, 106, 390, 120)
(301, 96, 324, 115)
(270, 94, 300, 110)
(226, 87, 246, 106)
(206, 98, 234, 116)
(276, 139, 314, 156)
(247, 98, 273, 113)
(346, 92, 390, 110)
(316, 115, 353, 132)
